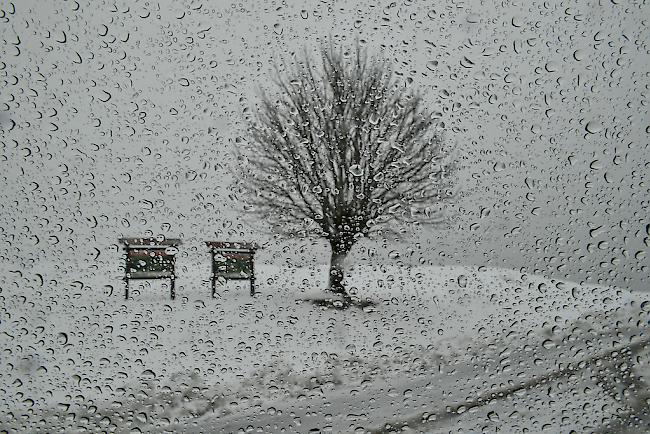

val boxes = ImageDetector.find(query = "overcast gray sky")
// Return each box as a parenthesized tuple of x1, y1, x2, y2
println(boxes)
(1, 0, 648, 290)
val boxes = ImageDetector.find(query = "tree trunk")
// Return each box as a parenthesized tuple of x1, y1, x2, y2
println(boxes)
(328, 248, 348, 295)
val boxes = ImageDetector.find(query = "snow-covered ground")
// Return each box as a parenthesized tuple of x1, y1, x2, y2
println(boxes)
(1, 262, 648, 433)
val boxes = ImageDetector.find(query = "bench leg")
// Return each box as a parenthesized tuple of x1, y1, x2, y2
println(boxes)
(124, 278, 129, 300)
(170, 278, 176, 300)
(211, 276, 216, 298)
(250, 261, 255, 296)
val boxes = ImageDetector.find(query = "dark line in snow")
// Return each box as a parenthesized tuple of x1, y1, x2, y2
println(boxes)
(369, 337, 650, 433)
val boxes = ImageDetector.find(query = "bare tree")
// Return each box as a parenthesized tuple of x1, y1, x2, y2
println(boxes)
(238, 42, 455, 298)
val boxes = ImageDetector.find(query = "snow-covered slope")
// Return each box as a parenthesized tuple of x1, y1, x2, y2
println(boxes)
(0, 263, 647, 432)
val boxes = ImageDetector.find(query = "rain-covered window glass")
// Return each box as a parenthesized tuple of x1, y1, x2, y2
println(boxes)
(1, 0, 649, 432)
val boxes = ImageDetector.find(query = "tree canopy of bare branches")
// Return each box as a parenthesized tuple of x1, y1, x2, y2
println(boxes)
(239, 42, 456, 296)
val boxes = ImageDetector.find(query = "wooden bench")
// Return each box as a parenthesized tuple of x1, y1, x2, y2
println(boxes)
(119, 237, 181, 300)
(205, 241, 259, 297)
